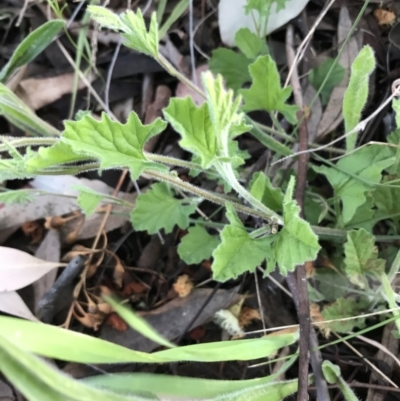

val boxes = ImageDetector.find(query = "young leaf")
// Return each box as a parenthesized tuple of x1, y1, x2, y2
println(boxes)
(208, 48, 251, 92)
(274, 176, 320, 275)
(88, 6, 158, 57)
(234, 28, 268, 60)
(0, 247, 65, 292)
(241, 55, 299, 124)
(75, 187, 104, 216)
(211, 203, 275, 281)
(321, 297, 367, 333)
(343, 45, 376, 151)
(62, 112, 168, 179)
(178, 225, 220, 265)
(26, 142, 90, 171)
(0, 84, 61, 137)
(163, 97, 217, 168)
(245, 0, 291, 14)
(130, 182, 197, 234)
(202, 71, 249, 143)
(0, 189, 38, 205)
(313, 146, 394, 224)
(343, 229, 385, 288)
(249, 171, 284, 212)
(0, 20, 65, 83)
(322, 361, 359, 401)
(308, 58, 345, 105)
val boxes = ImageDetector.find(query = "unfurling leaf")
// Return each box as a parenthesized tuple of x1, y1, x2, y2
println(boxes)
(0, 189, 38, 205)
(343, 45, 375, 150)
(130, 182, 197, 234)
(241, 55, 299, 124)
(74, 186, 105, 216)
(62, 111, 168, 179)
(234, 28, 268, 60)
(322, 360, 359, 401)
(88, 6, 159, 57)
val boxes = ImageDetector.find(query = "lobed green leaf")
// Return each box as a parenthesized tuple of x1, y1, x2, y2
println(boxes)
(130, 182, 197, 234)
(61, 111, 168, 179)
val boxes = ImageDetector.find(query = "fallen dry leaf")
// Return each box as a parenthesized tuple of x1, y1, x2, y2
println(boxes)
(0, 291, 39, 321)
(100, 287, 240, 352)
(317, 6, 363, 139)
(0, 247, 65, 292)
(16, 71, 97, 110)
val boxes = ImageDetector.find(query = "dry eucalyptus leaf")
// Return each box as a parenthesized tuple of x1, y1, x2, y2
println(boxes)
(0, 291, 39, 321)
(218, 0, 311, 46)
(33, 229, 61, 315)
(0, 246, 65, 292)
(317, 6, 363, 139)
(101, 287, 241, 352)
(16, 71, 97, 110)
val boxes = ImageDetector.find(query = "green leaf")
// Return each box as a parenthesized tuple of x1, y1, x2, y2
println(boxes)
(84, 373, 302, 401)
(373, 181, 400, 225)
(104, 296, 176, 349)
(245, 0, 290, 15)
(0, 316, 159, 364)
(154, 330, 299, 362)
(0, 189, 39, 205)
(274, 176, 320, 275)
(178, 225, 220, 264)
(234, 28, 268, 60)
(0, 84, 60, 137)
(308, 58, 345, 105)
(343, 229, 385, 288)
(62, 111, 168, 179)
(313, 146, 394, 224)
(321, 297, 367, 333)
(343, 45, 376, 151)
(0, 315, 298, 363)
(208, 49, 251, 92)
(322, 361, 359, 401)
(393, 98, 400, 129)
(0, 20, 65, 83)
(343, 195, 375, 231)
(0, 335, 151, 401)
(130, 182, 197, 234)
(212, 203, 275, 281)
(249, 171, 284, 212)
(387, 129, 400, 175)
(88, 6, 158, 57)
(163, 97, 217, 168)
(0, 158, 34, 181)
(73, 185, 105, 216)
(26, 141, 89, 171)
(241, 55, 299, 124)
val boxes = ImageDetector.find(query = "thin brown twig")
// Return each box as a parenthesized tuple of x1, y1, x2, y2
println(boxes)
(285, 23, 329, 401)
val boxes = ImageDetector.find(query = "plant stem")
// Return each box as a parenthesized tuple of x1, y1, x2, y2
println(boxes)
(146, 169, 273, 220)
